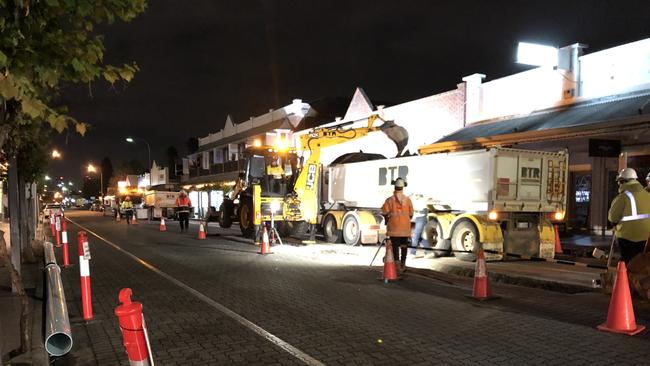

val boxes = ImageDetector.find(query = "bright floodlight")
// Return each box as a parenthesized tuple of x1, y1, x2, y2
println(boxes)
(516, 42, 558, 67)
(126, 137, 134, 143)
(87, 164, 97, 173)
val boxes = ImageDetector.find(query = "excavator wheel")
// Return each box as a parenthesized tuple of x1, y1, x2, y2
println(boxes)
(238, 198, 255, 238)
(218, 200, 233, 228)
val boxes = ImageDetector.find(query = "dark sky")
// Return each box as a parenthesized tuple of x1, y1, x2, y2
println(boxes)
(50, 0, 650, 183)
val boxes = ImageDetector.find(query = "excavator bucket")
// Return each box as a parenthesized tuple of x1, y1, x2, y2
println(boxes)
(379, 120, 409, 156)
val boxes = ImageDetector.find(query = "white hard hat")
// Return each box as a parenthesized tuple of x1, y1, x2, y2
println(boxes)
(616, 168, 638, 181)
(393, 177, 407, 188)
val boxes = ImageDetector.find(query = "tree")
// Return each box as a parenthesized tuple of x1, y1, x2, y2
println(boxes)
(81, 176, 101, 199)
(165, 145, 178, 176)
(186, 137, 199, 154)
(0, 1, 147, 152)
(115, 159, 146, 177)
(101, 157, 114, 195)
(0, 1, 147, 356)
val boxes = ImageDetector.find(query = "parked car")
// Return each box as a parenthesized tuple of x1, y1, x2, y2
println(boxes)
(43, 203, 64, 218)
(90, 200, 103, 211)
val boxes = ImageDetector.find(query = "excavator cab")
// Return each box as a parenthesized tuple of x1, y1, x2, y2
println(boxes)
(243, 147, 298, 197)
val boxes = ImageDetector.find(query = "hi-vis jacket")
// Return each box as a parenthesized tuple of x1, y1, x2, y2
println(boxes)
(608, 180, 650, 242)
(175, 196, 192, 213)
(381, 191, 414, 237)
(120, 200, 133, 210)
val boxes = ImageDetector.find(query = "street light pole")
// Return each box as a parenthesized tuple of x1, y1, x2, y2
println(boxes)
(126, 137, 152, 172)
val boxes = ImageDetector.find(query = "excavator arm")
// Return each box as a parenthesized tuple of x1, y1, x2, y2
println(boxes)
(292, 114, 409, 224)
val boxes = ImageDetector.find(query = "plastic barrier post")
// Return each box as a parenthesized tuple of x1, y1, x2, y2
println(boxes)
(78, 231, 93, 321)
(54, 214, 62, 247)
(61, 219, 69, 267)
(115, 288, 152, 366)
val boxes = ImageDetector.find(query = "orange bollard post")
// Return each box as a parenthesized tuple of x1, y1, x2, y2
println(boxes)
(159, 217, 167, 232)
(554, 224, 563, 254)
(597, 261, 646, 335)
(61, 219, 70, 267)
(115, 288, 153, 366)
(49, 210, 56, 236)
(54, 214, 62, 247)
(468, 248, 498, 300)
(78, 231, 93, 321)
(380, 240, 398, 283)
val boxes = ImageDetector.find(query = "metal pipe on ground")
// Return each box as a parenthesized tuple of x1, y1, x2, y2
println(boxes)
(43, 242, 73, 357)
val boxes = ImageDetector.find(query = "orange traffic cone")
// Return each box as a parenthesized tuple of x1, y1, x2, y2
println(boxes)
(554, 225, 563, 254)
(260, 226, 271, 254)
(116, 212, 121, 222)
(160, 217, 167, 232)
(131, 214, 138, 225)
(380, 240, 398, 283)
(198, 222, 206, 240)
(468, 248, 497, 300)
(597, 261, 646, 335)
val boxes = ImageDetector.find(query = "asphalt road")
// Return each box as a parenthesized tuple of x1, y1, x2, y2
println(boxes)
(54, 210, 650, 365)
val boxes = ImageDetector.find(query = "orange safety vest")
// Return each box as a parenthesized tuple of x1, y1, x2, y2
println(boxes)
(381, 192, 414, 237)
(175, 196, 192, 212)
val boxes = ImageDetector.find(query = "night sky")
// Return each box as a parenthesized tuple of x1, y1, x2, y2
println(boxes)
(50, 0, 650, 183)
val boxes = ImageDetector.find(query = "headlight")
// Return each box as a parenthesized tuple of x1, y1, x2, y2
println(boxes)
(270, 201, 281, 212)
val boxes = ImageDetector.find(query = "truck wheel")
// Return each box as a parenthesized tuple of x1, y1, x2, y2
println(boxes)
(424, 220, 451, 257)
(452, 221, 480, 262)
(239, 199, 254, 238)
(323, 215, 342, 243)
(218, 201, 233, 228)
(342, 214, 361, 246)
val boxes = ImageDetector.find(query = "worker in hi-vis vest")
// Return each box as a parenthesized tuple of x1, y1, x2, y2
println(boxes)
(381, 177, 414, 272)
(608, 168, 650, 264)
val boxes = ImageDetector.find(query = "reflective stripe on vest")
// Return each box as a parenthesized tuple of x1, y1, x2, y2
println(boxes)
(620, 191, 650, 222)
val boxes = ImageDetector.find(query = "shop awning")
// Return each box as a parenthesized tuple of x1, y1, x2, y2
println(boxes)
(419, 90, 650, 154)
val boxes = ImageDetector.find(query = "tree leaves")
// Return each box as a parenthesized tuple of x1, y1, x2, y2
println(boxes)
(20, 97, 45, 118)
(0, 0, 147, 159)
(75, 122, 88, 136)
(0, 75, 19, 100)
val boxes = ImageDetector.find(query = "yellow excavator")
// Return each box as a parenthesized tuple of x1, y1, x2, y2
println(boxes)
(218, 114, 408, 240)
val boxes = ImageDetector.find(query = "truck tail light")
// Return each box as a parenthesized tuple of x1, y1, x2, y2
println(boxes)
(488, 211, 498, 221)
(552, 211, 565, 221)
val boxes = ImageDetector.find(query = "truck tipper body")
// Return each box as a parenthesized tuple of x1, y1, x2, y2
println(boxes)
(144, 190, 180, 219)
(321, 147, 568, 260)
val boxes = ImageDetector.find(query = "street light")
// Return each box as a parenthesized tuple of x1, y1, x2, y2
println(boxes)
(125, 137, 151, 172)
(51, 149, 62, 159)
(87, 164, 103, 197)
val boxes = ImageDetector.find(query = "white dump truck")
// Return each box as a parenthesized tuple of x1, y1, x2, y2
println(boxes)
(144, 190, 180, 219)
(321, 147, 568, 261)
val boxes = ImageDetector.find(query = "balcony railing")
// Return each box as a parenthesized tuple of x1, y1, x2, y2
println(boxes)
(186, 160, 245, 180)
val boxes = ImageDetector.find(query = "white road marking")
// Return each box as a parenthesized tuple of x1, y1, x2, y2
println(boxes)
(67, 218, 324, 366)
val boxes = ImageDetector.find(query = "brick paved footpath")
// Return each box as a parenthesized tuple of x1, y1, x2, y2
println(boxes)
(54, 211, 650, 365)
